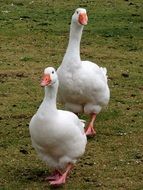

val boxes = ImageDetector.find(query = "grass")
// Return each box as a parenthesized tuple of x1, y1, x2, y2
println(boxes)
(0, 0, 143, 189)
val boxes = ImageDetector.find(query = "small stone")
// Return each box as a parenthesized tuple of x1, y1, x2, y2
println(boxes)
(129, 2, 134, 5)
(135, 153, 142, 160)
(122, 72, 129, 78)
(20, 148, 28, 154)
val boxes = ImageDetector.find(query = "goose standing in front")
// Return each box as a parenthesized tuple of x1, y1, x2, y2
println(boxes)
(57, 8, 110, 136)
(29, 67, 87, 186)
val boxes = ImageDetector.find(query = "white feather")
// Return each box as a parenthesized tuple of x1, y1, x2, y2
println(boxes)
(57, 8, 110, 115)
(29, 67, 87, 170)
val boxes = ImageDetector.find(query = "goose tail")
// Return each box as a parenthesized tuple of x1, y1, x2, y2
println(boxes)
(101, 67, 107, 76)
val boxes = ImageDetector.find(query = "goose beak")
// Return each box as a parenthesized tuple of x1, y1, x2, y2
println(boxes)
(41, 74, 51, 87)
(78, 13, 88, 25)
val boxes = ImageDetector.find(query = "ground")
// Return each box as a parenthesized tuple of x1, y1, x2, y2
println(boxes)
(0, 0, 143, 189)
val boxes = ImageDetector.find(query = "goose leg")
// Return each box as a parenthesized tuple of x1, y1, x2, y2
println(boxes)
(49, 163, 73, 186)
(45, 170, 62, 181)
(85, 113, 96, 136)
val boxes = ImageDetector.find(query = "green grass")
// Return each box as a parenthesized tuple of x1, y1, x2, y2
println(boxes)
(0, 0, 143, 189)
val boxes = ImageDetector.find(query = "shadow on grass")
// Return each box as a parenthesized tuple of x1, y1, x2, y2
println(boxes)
(13, 167, 69, 189)
(12, 167, 50, 183)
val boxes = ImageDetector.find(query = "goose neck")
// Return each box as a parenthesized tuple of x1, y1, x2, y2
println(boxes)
(66, 22, 83, 56)
(38, 83, 58, 114)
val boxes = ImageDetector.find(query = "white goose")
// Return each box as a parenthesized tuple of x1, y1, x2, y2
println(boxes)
(29, 67, 87, 186)
(57, 8, 110, 136)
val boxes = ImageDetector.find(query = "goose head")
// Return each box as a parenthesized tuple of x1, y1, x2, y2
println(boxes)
(41, 67, 58, 87)
(72, 8, 88, 26)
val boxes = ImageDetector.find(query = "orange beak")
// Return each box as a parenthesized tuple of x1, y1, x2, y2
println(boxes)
(41, 74, 51, 87)
(78, 13, 88, 25)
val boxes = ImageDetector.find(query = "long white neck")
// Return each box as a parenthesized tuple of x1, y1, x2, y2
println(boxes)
(63, 21, 84, 63)
(37, 82, 58, 115)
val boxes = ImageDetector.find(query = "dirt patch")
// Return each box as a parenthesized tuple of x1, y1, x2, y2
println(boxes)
(0, 72, 28, 79)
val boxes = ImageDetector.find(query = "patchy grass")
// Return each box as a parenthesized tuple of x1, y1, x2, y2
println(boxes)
(0, 0, 143, 189)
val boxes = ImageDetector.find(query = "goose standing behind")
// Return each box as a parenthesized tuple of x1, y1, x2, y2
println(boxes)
(57, 8, 110, 136)
(29, 67, 87, 186)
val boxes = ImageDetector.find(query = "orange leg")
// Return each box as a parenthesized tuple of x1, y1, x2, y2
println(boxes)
(85, 113, 96, 136)
(45, 170, 62, 181)
(49, 163, 73, 186)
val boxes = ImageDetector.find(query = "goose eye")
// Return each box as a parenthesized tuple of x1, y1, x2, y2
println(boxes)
(52, 71, 54, 74)
(76, 11, 79, 14)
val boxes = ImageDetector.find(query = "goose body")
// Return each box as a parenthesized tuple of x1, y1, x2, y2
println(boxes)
(57, 8, 110, 135)
(58, 60, 109, 114)
(29, 67, 87, 185)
